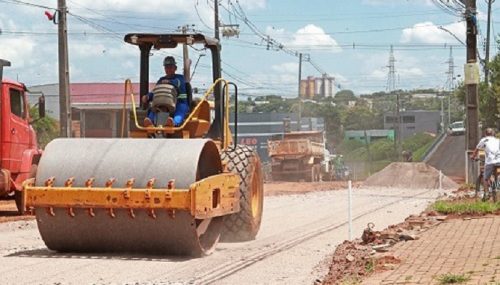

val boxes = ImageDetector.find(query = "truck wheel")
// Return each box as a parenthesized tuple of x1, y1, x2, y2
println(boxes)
(221, 145, 264, 242)
(15, 164, 37, 215)
(315, 165, 322, 182)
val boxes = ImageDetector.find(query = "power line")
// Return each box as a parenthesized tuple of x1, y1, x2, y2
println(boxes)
(0, 0, 55, 10)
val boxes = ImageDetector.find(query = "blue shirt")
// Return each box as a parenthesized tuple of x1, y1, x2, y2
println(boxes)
(146, 73, 189, 127)
(157, 74, 187, 100)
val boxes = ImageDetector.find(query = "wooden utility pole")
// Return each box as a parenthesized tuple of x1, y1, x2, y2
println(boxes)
(298, 53, 303, 131)
(214, 0, 220, 41)
(58, 0, 71, 137)
(485, 0, 495, 85)
(465, 0, 479, 151)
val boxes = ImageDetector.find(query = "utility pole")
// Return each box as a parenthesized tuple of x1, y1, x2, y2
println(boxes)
(321, 73, 326, 98)
(464, 0, 480, 183)
(485, 0, 495, 85)
(298, 53, 303, 131)
(214, 0, 219, 41)
(180, 25, 191, 82)
(58, 0, 71, 137)
(465, 0, 479, 150)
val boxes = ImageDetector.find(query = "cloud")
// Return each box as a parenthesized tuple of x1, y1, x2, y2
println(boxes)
(370, 69, 387, 80)
(0, 37, 36, 68)
(72, 0, 192, 16)
(237, 0, 267, 10)
(290, 24, 341, 53)
(362, 0, 433, 6)
(400, 21, 466, 44)
(272, 62, 298, 73)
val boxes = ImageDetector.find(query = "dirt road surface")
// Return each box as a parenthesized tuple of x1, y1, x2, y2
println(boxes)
(0, 185, 443, 285)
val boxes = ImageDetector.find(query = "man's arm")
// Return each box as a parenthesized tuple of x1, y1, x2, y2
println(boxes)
(471, 148, 479, 160)
(471, 137, 487, 159)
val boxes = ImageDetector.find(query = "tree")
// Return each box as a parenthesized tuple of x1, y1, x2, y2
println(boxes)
(333, 89, 356, 105)
(486, 49, 500, 128)
(29, 106, 59, 148)
(342, 105, 380, 130)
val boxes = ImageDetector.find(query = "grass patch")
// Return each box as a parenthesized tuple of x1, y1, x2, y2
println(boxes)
(432, 200, 500, 215)
(436, 273, 470, 284)
(365, 259, 375, 274)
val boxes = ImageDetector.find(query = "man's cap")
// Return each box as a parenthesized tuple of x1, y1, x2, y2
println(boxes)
(163, 56, 177, 66)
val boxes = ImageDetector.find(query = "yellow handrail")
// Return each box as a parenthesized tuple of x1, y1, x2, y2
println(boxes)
(125, 78, 230, 134)
(121, 79, 133, 138)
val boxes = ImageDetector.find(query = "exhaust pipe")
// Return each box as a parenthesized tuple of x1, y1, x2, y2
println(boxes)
(0, 59, 11, 83)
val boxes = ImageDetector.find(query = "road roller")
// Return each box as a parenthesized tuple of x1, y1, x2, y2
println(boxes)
(23, 33, 264, 256)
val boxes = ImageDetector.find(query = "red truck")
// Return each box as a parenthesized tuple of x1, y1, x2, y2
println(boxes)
(0, 59, 45, 213)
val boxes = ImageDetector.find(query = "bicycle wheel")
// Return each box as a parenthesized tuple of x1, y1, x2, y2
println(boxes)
(493, 177, 498, 203)
(475, 174, 484, 199)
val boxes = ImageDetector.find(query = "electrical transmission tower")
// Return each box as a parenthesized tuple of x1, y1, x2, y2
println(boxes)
(387, 45, 401, 159)
(387, 45, 397, 92)
(445, 47, 455, 127)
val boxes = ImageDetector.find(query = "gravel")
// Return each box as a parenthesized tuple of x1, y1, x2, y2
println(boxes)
(0, 186, 444, 285)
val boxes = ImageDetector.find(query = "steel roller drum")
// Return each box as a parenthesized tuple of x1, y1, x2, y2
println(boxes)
(34, 138, 223, 256)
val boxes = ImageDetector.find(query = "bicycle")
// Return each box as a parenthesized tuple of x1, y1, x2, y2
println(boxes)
(474, 157, 499, 202)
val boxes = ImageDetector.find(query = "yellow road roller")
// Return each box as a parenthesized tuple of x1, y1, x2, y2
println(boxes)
(23, 33, 264, 256)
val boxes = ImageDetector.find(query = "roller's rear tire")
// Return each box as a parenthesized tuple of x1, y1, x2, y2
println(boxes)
(221, 145, 264, 242)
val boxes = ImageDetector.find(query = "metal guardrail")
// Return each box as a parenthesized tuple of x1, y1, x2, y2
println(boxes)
(422, 132, 447, 162)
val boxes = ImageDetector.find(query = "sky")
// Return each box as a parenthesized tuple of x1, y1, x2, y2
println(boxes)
(0, 0, 499, 97)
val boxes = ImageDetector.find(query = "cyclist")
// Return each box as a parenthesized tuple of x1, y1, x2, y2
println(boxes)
(471, 128, 500, 197)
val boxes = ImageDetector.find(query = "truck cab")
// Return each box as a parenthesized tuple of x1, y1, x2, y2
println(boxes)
(0, 59, 43, 213)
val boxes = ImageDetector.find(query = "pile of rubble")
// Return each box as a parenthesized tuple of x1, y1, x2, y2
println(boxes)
(364, 162, 458, 189)
(320, 211, 446, 284)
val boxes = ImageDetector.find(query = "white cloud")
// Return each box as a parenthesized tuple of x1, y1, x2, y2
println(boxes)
(400, 21, 466, 44)
(0, 37, 36, 68)
(72, 0, 192, 16)
(290, 24, 341, 53)
(272, 62, 298, 73)
(70, 43, 107, 57)
(370, 69, 387, 80)
(237, 0, 267, 10)
(399, 67, 424, 77)
(363, 0, 433, 6)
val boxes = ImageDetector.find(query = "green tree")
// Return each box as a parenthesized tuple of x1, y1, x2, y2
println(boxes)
(486, 50, 500, 127)
(29, 106, 59, 148)
(333, 89, 356, 105)
(342, 105, 380, 130)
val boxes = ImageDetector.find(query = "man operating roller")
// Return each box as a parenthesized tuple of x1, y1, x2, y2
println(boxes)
(142, 56, 189, 127)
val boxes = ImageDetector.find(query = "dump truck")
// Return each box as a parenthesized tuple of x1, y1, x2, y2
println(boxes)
(23, 33, 264, 256)
(267, 130, 325, 182)
(0, 59, 45, 214)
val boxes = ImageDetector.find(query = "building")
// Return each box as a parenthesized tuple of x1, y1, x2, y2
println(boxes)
(384, 110, 441, 140)
(300, 74, 336, 99)
(27, 83, 152, 138)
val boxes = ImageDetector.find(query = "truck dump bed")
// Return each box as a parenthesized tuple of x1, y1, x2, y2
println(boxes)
(267, 131, 325, 182)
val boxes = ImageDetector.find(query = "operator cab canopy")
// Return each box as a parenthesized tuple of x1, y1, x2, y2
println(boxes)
(124, 33, 219, 49)
(123, 33, 222, 101)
